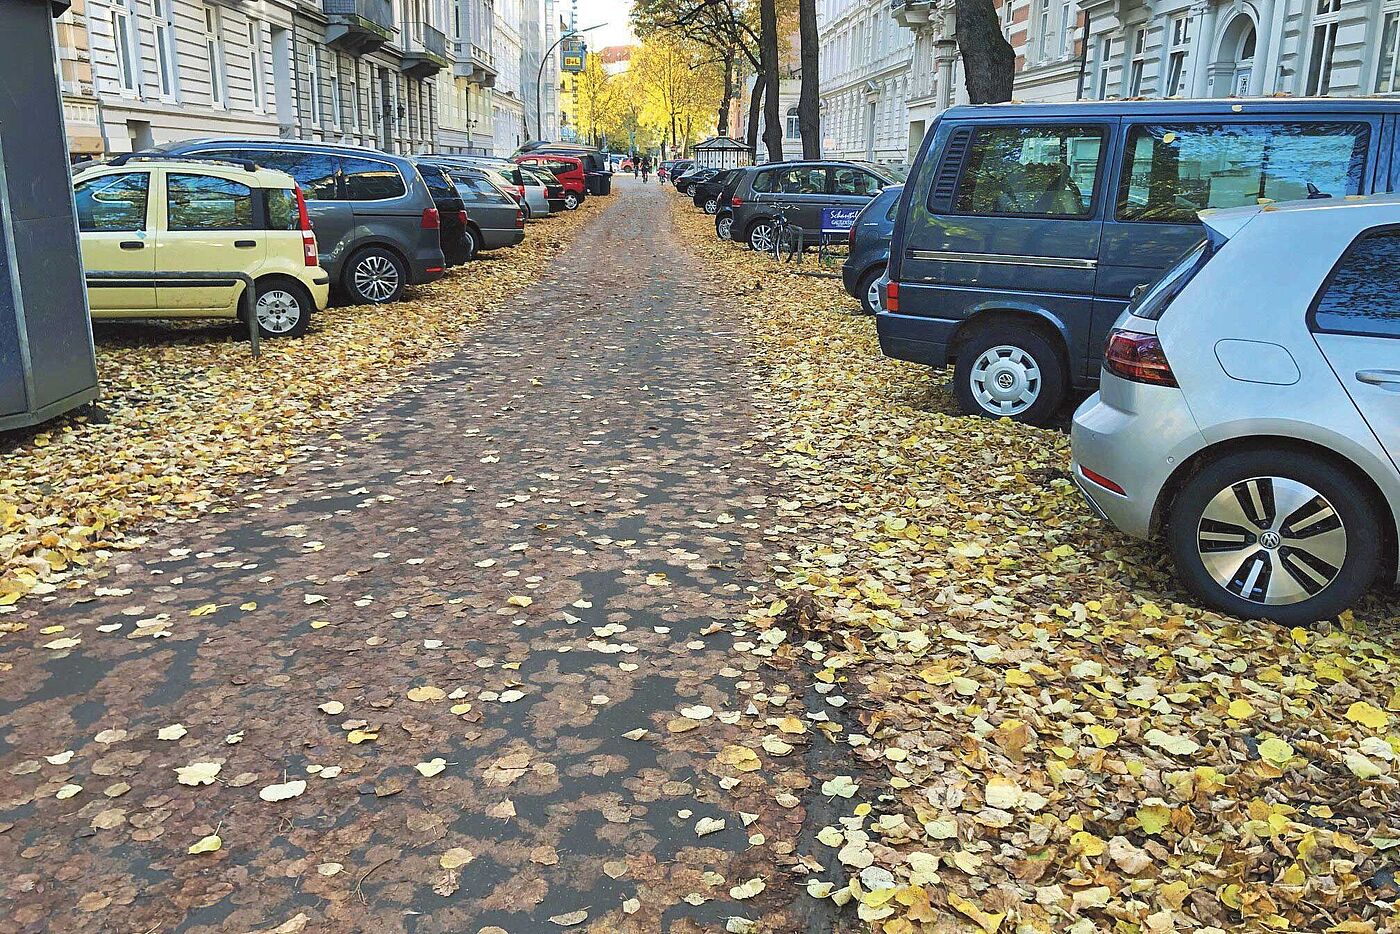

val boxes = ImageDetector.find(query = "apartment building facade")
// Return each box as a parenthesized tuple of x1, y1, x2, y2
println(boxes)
(815, 0, 917, 164)
(56, 0, 554, 160)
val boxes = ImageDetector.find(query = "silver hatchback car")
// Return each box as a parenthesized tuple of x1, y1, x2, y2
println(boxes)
(1072, 195, 1400, 625)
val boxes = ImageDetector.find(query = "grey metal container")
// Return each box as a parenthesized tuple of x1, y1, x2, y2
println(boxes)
(0, 0, 100, 431)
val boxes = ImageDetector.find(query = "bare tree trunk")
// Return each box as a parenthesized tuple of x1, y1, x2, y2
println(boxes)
(718, 50, 735, 136)
(745, 73, 763, 161)
(797, 0, 821, 158)
(759, 0, 784, 162)
(955, 0, 1015, 103)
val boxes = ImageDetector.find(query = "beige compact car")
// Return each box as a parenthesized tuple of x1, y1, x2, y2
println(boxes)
(73, 155, 330, 338)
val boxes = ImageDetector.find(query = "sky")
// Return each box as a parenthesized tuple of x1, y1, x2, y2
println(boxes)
(578, 0, 637, 51)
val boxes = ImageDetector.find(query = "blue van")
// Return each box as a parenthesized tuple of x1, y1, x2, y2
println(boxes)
(880, 99, 1400, 424)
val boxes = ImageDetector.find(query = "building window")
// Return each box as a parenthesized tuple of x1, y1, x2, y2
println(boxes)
(1058, 0, 1074, 57)
(307, 45, 322, 125)
(110, 0, 138, 93)
(1164, 15, 1191, 97)
(1128, 27, 1147, 96)
(785, 105, 800, 140)
(152, 0, 178, 99)
(331, 53, 344, 128)
(204, 7, 227, 107)
(1375, 6, 1400, 93)
(1096, 35, 1113, 99)
(1307, 0, 1342, 95)
(1036, 0, 1052, 60)
(249, 21, 267, 111)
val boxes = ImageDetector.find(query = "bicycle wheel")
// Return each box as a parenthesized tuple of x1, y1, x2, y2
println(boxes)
(778, 227, 802, 263)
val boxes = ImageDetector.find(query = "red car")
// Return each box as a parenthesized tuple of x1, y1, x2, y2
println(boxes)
(513, 154, 586, 210)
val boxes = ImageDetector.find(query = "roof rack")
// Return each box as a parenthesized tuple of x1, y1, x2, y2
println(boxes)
(107, 152, 260, 172)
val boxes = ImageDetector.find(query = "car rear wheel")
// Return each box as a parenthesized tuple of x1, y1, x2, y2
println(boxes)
(462, 226, 480, 260)
(716, 215, 733, 240)
(564, 191, 580, 210)
(251, 279, 312, 338)
(953, 322, 1066, 425)
(1166, 450, 1380, 624)
(857, 267, 884, 316)
(345, 246, 407, 304)
(747, 220, 777, 252)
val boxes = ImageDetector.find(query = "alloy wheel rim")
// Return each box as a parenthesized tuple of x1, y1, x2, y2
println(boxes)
(866, 278, 883, 313)
(705, 199, 719, 214)
(751, 224, 775, 252)
(1196, 476, 1347, 606)
(969, 344, 1041, 416)
(718, 218, 732, 238)
(565, 193, 578, 209)
(354, 255, 399, 302)
(255, 290, 301, 333)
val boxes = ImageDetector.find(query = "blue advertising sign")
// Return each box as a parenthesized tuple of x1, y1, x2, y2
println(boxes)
(821, 207, 860, 235)
(561, 38, 586, 73)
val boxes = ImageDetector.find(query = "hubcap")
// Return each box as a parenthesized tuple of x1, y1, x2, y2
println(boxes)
(255, 289, 302, 334)
(866, 278, 883, 313)
(1196, 476, 1347, 606)
(354, 255, 400, 302)
(751, 224, 775, 252)
(969, 344, 1042, 416)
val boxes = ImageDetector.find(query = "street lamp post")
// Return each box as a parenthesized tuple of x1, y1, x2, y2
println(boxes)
(536, 22, 606, 141)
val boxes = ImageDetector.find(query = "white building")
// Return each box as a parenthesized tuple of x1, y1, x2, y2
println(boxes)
(815, 0, 915, 165)
(1079, 0, 1400, 101)
(491, 0, 527, 153)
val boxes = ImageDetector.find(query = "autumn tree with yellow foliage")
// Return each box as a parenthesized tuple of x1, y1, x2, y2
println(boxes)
(627, 37, 725, 158)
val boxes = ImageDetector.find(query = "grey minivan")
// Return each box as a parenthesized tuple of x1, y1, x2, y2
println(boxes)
(880, 98, 1400, 425)
(729, 161, 902, 252)
(156, 138, 445, 305)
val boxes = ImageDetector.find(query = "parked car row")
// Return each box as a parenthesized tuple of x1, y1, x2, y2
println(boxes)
(73, 138, 584, 339)
(687, 97, 1400, 624)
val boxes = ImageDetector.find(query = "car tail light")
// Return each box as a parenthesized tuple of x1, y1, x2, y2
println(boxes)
(1104, 329, 1177, 386)
(516, 185, 526, 200)
(884, 281, 899, 313)
(458, 210, 468, 226)
(731, 196, 744, 207)
(848, 224, 857, 248)
(294, 187, 318, 266)
(515, 209, 525, 229)
(1080, 465, 1126, 496)
(421, 207, 440, 230)
(294, 186, 313, 231)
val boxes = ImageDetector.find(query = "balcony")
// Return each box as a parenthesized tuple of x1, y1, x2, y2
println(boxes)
(891, 0, 935, 29)
(401, 22, 449, 77)
(324, 0, 395, 55)
(454, 40, 498, 87)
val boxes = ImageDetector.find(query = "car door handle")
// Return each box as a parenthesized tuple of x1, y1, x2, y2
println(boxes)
(119, 240, 144, 250)
(234, 239, 257, 248)
(1356, 369, 1400, 388)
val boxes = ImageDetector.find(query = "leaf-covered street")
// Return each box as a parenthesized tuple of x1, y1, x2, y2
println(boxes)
(2, 179, 1400, 934)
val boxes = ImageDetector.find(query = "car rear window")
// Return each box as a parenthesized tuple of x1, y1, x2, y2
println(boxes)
(451, 174, 511, 204)
(166, 173, 255, 230)
(1117, 122, 1370, 224)
(342, 156, 407, 200)
(265, 188, 299, 230)
(418, 165, 455, 197)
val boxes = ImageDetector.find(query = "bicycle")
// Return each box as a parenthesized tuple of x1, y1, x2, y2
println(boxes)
(768, 203, 803, 264)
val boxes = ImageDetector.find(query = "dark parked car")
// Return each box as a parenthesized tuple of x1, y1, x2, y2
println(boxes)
(842, 184, 903, 315)
(523, 165, 568, 212)
(728, 160, 899, 252)
(714, 168, 754, 240)
(153, 138, 445, 304)
(674, 166, 716, 196)
(419, 161, 526, 255)
(441, 166, 526, 253)
(662, 160, 694, 184)
(881, 98, 1400, 424)
(692, 169, 739, 214)
(414, 161, 472, 266)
